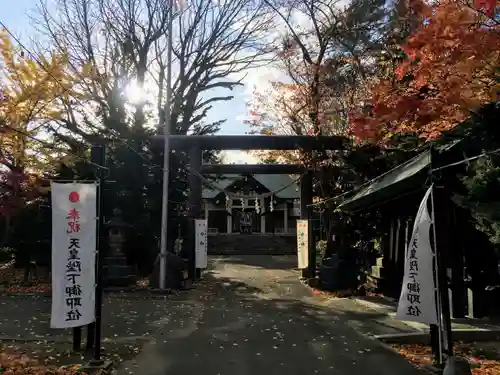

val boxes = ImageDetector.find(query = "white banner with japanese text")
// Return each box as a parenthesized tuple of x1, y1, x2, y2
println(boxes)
(297, 220, 309, 269)
(195, 219, 208, 269)
(51, 183, 97, 328)
(396, 186, 439, 325)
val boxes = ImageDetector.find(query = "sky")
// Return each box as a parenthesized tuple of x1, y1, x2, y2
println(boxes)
(1, 0, 263, 164)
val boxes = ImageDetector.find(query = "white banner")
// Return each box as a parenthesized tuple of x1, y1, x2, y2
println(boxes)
(396, 186, 439, 325)
(297, 220, 309, 269)
(195, 219, 208, 269)
(51, 183, 97, 329)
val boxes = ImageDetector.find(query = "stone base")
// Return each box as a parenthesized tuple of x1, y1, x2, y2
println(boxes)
(102, 275, 136, 288)
(149, 252, 187, 289)
(102, 255, 136, 288)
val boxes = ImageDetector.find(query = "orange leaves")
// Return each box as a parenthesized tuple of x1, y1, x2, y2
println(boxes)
(0, 28, 90, 184)
(350, 0, 500, 144)
(6, 284, 51, 293)
(0, 352, 84, 375)
(0, 27, 89, 133)
(0, 167, 43, 218)
(392, 342, 500, 375)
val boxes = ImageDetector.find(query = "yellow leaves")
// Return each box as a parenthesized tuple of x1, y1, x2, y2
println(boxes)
(0, 28, 90, 177)
(82, 62, 93, 76)
(59, 154, 76, 166)
(0, 28, 10, 46)
(0, 28, 14, 63)
(489, 84, 500, 102)
(36, 185, 51, 195)
(46, 110, 64, 121)
(0, 28, 83, 129)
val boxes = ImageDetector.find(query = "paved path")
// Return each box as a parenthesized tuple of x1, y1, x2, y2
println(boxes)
(0, 293, 184, 342)
(116, 255, 425, 375)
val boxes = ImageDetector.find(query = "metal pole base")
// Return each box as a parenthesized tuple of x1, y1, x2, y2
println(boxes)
(72, 327, 82, 352)
(443, 357, 472, 375)
(82, 359, 113, 372)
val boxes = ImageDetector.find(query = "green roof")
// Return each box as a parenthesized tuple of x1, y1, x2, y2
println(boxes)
(202, 174, 300, 199)
(338, 151, 431, 212)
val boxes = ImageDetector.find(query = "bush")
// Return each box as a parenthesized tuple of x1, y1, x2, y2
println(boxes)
(316, 240, 327, 260)
(0, 247, 15, 263)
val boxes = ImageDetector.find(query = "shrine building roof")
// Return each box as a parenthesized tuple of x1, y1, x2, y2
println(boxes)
(202, 174, 300, 199)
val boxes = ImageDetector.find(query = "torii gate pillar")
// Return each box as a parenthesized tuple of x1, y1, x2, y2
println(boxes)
(187, 146, 202, 279)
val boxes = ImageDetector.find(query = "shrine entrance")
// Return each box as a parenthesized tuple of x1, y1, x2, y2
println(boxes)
(233, 208, 259, 234)
(154, 135, 346, 279)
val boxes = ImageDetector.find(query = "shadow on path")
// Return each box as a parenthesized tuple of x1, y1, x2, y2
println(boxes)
(116, 256, 425, 375)
(217, 255, 298, 270)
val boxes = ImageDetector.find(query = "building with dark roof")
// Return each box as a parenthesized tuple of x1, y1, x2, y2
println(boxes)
(202, 174, 300, 235)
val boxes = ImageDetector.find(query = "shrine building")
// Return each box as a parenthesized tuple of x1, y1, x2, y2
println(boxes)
(201, 174, 300, 235)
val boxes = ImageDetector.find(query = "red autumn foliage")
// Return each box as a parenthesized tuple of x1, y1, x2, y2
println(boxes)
(474, 0, 498, 17)
(0, 352, 87, 374)
(393, 342, 500, 375)
(0, 149, 44, 245)
(0, 166, 41, 218)
(350, 0, 500, 143)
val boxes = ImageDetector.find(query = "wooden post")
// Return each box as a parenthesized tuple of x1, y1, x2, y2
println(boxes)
(260, 197, 265, 234)
(188, 146, 202, 280)
(450, 205, 466, 318)
(284, 204, 288, 234)
(300, 171, 315, 278)
(387, 217, 397, 298)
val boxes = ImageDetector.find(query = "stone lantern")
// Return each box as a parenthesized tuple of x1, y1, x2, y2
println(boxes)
(102, 208, 136, 287)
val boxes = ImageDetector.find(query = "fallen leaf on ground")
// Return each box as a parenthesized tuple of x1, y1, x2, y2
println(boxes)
(392, 342, 500, 375)
(6, 283, 51, 293)
(0, 351, 88, 375)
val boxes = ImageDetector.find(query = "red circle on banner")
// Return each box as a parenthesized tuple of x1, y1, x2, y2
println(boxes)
(69, 191, 80, 203)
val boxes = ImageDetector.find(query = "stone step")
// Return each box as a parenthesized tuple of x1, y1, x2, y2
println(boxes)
(105, 255, 129, 266)
(102, 275, 136, 288)
(207, 234, 296, 255)
(208, 249, 296, 255)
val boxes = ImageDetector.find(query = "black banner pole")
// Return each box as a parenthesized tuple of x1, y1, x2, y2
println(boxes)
(90, 142, 105, 364)
(72, 327, 82, 352)
(432, 185, 454, 357)
(429, 148, 453, 365)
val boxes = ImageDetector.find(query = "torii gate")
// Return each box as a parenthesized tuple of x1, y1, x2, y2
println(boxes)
(153, 135, 346, 279)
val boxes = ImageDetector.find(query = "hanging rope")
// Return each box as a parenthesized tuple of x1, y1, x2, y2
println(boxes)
(192, 168, 303, 201)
